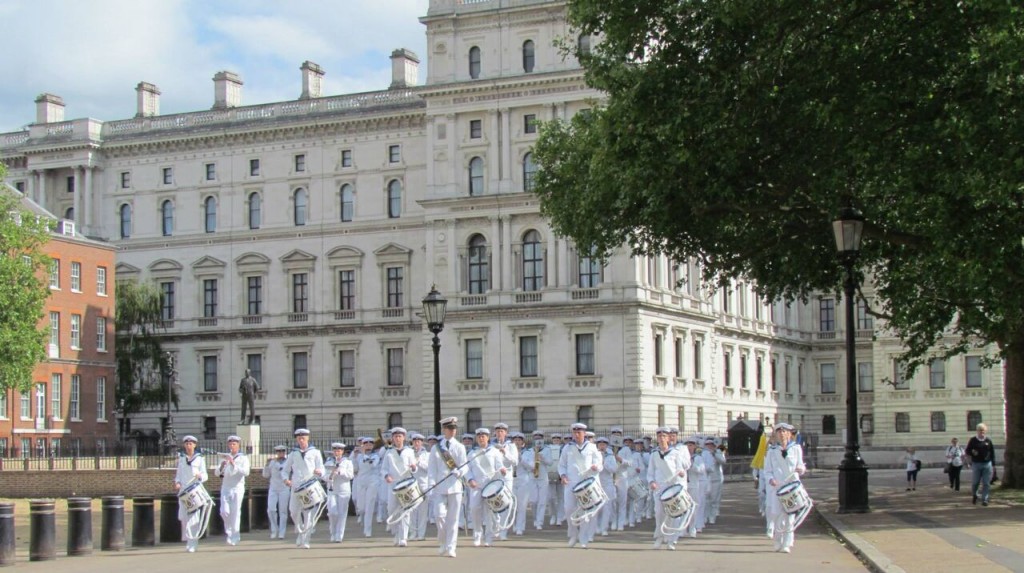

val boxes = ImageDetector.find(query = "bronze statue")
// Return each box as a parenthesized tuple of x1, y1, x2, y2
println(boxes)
(239, 369, 258, 424)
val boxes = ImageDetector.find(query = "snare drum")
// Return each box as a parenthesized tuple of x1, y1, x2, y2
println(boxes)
(481, 478, 514, 513)
(177, 480, 212, 513)
(776, 481, 811, 515)
(295, 477, 327, 509)
(392, 477, 422, 510)
(572, 476, 604, 511)
(658, 484, 694, 519)
(628, 479, 649, 501)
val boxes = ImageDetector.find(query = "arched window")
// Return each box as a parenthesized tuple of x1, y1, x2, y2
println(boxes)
(340, 184, 354, 222)
(294, 188, 308, 226)
(469, 46, 481, 79)
(522, 40, 535, 73)
(522, 230, 544, 291)
(64, 207, 74, 221)
(469, 157, 484, 196)
(468, 234, 489, 294)
(387, 180, 402, 218)
(248, 192, 261, 230)
(578, 34, 592, 56)
(204, 196, 216, 233)
(523, 152, 537, 191)
(119, 204, 132, 239)
(161, 200, 174, 236)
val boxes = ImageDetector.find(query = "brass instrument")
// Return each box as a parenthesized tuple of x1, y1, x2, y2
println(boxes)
(533, 440, 542, 478)
(373, 428, 392, 450)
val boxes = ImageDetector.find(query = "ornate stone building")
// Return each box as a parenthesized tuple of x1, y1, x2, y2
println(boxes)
(0, 0, 1004, 451)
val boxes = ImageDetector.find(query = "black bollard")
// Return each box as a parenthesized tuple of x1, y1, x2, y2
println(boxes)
(0, 503, 15, 566)
(29, 500, 56, 562)
(240, 491, 251, 533)
(66, 497, 93, 556)
(249, 488, 268, 530)
(132, 496, 155, 547)
(101, 496, 125, 551)
(159, 493, 181, 543)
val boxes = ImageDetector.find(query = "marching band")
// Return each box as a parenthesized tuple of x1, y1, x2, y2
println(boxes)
(170, 417, 816, 557)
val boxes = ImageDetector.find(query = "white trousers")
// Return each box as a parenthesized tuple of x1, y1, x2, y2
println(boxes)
(433, 491, 464, 553)
(327, 491, 351, 541)
(219, 487, 244, 543)
(267, 487, 289, 537)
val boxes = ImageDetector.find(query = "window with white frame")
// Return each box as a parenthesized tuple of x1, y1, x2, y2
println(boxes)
(577, 405, 593, 427)
(520, 407, 538, 433)
(469, 46, 481, 79)
(470, 119, 482, 139)
(161, 200, 174, 236)
(340, 413, 354, 437)
(292, 273, 309, 313)
(339, 270, 356, 310)
(654, 333, 664, 376)
(388, 145, 401, 163)
(70, 375, 80, 420)
(247, 276, 263, 315)
(205, 163, 216, 181)
(339, 350, 356, 387)
(50, 259, 60, 289)
(294, 188, 308, 226)
(0, 391, 6, 419)
(466, 408, 482, 431)
(387, 180, 402, 218)
(97, 266, 107, 295)
(387, 348, 404, 386)
(929, 358, 946, 389)
(575, 333, 595, 375)
(522, 230, 544, 291)
(203, 356, 218, 392)
(578, 245, 601, 287)
(162, 167, 173, 184)
(248, 192, 261, 230)
(820, 363, 836, 394)
(249, 158, 260, 176)
(967, 410, 982, 431)
(50, 374, 61, 420)
(119, 204, 132, 238)
(160, 281, 174, 321)
(96, 378, 106, 421)
(292, 351, 308, 389)
(246, 354, 263, 389)
(693, 338, 703, 379)
(386, 267, 403, 308)
(49, 312, 60, 357)
(524, 114, 537, 134)
(204, 196, 217, 233)
(893, 359, 909, 389)
(203, 279, 218, 317)
(467, 235, 490, 294)
(70, 314, 81, 349)
(468, 157, 484, 196)
(465, 338, 483, 379)
(340, 184, 354, 222)
(341, 149, 353, 168)
(858, 361, 873, 392)
(819, 298, 835, 332)
(723, 350, 732, 387)
(294, 153, 306, 172)
(523, 152, 538, 191)
(70, 262, 81, 292)
(522, 39, 535, 73)
(674, 336, 684, 378)
(519, 336, 538, 377)
(96, 317, 107, 352)
(857, 298, 873, 330)
(19, 391, 29, 419)
(931, 411, 946, 432)
(965, 356, 982, 388)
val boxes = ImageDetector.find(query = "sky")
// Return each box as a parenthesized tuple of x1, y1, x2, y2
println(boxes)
(0, 0, 431, 133)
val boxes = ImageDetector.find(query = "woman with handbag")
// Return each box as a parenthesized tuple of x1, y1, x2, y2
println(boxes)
(900, 447, 921, 491)
(945, 438, 966, 491)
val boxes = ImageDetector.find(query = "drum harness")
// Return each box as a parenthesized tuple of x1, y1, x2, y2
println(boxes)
(291, 448, 328, 535)
(774, 471, 813, 533)
(179, 472, 215, 542)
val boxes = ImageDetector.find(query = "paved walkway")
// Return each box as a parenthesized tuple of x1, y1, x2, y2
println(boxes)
(806, 467, 1024, 573)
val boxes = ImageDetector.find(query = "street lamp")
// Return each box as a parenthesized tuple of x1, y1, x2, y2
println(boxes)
(422, 286, 448, 436)
(832, 206, 870, 513)
(163, 352, 179, 453)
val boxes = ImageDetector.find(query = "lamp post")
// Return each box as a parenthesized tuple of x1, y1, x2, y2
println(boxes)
(833, 206, 870, 513)
(163, 352, 178, 453)
(422, 286, 448, 436)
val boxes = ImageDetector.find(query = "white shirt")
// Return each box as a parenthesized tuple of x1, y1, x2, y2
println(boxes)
(380, 445, 418, 485)
(646, 446, 691, 489)
(174, 451, 208, 488)
(215, 451, 250, 491)
(467, 445, 504, 486)
(428, 437, 468, 495)
(262, 457, 289, 491)
(701, 447, 726, 482)
(324, 455, 355, 493)
(558, 440, 603, 487)
(282, 446, 325, 490)
(763, 442, 805, 487)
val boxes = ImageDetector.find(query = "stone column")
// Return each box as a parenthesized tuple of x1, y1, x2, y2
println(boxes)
(447, 219, 458, 292)
(27, 171, 36, 202)
(37, 170, 47, 209)
(489, 216, 501, 290)
(501, 215, 513, 290)
(73, 167, 83, 225)
(500, 107, 512, 193)
(547, 233, 558, 288)
(488, 110, 499, 192)
(83, 166, 94, 233)
(447, 113, 457, 196)
(558, 238, 570, 287)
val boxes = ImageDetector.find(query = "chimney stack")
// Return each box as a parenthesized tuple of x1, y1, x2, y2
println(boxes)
(212, 71, 243, 109)
(299, 61, 325, 100)
(34, 93, 65, 124)
(390, 49, 420, 89)
(135, 82, 161, 117)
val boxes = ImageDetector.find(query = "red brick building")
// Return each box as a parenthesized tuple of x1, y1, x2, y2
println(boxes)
(0, 188, 116, 457)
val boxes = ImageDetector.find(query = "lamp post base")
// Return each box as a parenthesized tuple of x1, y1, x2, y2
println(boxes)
(837, 455, 870, 514)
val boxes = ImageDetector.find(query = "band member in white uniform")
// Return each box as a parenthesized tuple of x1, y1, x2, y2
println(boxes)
(357, 437, 381, 537)
(558, 423, 603, 549)
(639, 438, 655, 520)
(511, 432, 533, 535)
(282, 428, 325, 549)
(609, 429, 632, 531)
(702, 437, 726, 524)
(490, 423, 518, 541)
(262, 445, 290, 539)
(595, 437, 618, 536)
(350, 437, 368, 518)
(683, 436, 706, 538)
(325, 442, 354, 543)
(647, 427, 691, 550)
(173, 435, 209, 553)
(763, 423, 806, 553)
(548, 433, 566, 525)
(466, 427, 505, 547)
(375, 431, 393, 524)
(409, 433, 432, 540)
(215, 435, 250, 546)
(625, 437, 646, 526)
(429, 416, 469, 558)
(522, 430, 555, 531)
(381, 427, 419, 547)
(425, 435, 440, 527)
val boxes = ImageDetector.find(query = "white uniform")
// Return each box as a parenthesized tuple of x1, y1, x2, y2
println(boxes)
(466, 445, 504, 546)
(491, 439, 518, 540)
(612, 446, 635, 530)
(558, 440, 603, 547)
(173, 451, 209, 552)
(685, 450, 706, 537)
(513, 445, 535, 534)
(261, 456, 289, 538)
(597, 449, 618, 535)
(409, 446, 432, 540)
(282, 446, 325, 547)
(428, 436, 468, 557)
(702, 445, 726, 524)
(647, 445, 691, 546)
(324, 455, 354, 542)
(764, 440, 806, 552)
(357, 450, 381, 537)
(215, 451, 250, 545)
(380, 445, 418, 545)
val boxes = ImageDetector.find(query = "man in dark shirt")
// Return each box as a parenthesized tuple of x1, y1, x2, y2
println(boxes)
(965, 423, 995, 506)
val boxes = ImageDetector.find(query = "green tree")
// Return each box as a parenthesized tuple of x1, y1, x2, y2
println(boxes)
(534, 1, 1024, 486)
(0, 168, 52, 394)
(115, 280, 175, 422)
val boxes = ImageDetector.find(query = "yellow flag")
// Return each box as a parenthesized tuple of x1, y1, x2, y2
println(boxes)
(750, 432, 768, 469)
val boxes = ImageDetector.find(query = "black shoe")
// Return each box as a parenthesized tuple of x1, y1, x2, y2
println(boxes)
(982, 501, 989, 506)
(906, 488, 912, 491)
(972, 495, 978, 505)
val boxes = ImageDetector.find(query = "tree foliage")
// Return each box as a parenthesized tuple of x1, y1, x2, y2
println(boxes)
(0, 168, 52, 394)
(115, 280, 175, 417)
(534, 1, 1024, 486)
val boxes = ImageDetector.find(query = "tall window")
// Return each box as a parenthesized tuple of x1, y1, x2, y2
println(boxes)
(70, 262, 81, 292)
(893, 359, 908, 389)
(20, 392, 29, 419)
(119, 204, 131, 238)
(249, 158, 260, 176)
(931, 411, 946, 432)
(820, 363, 836, 394)
(96, 317, 107, 352)
(204, 196, 216, 233)
(858, 362, 873, 392)
(292, 352, 308, 389)
(577, 34, 591, 56)
(522, 230, 544, 291)
(523, 152, 538, 191)
(160, 282, 175, 321)
(161, 200, 174, 236)
(819, 298, 835, 332)
(895, 412, 910, 433)
(575, 333, 595, 375)
(522, 40, 535, 72)
(203, 356, 218, 392)
(203, 279, 218, 317)
(723, 351, 732, 387)
(519, 336, 538, 377)
(469, 46, 481, 79)
(340, 184, 354, 222)
(294, 154, 306, 172)
(929, 359, 946, 389)
(70, 375, 80, 420)
(292, 273, 308, 313)
(654, 333, 663, 376)
(70, 314, 81, 349)
(339, 413, 354, 437)
(247, 276, 262, 315)
(524, 114, 537, 134)
(387, 348, 404, 386)
(247, 354, 262, 389)
(96, 379, 106, 421)
(0, 389, 7, 419)
(96, 266, 107, 295)
(578, 246, 600, 287)
(386, 267, 403, 308)
(248, 192, 261, 230)
(465, 339, 483, 379)
(468, 235, 489, 293)
(468, 157, 484, 196)
(49, 312, 60, 356)
(339, 350, 355, 387)
(967, 410, 983, 431)
(576, 405, 593, 427)
(341, 149, 353, 167)
(50, 374, 61, 421)
(466, 408, 482, 431)
(965, 356, 982, 387)
(675, 337, 684, 378)
(822, 415, 837, 435)
(520, 407, 538, 433)
(756, 356, 764, 390)
(856, 298, 873, 330)
(338, 270, 355, 310)
(693, 339, 702, 379)
(205, 417, 218, 439)
(387, 180, 402, 218)
(50, 259, 60, 289)
(294, 188, 308, 226)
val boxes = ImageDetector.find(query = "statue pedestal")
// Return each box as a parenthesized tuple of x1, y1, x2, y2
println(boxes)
(236, 424, 261, 456)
